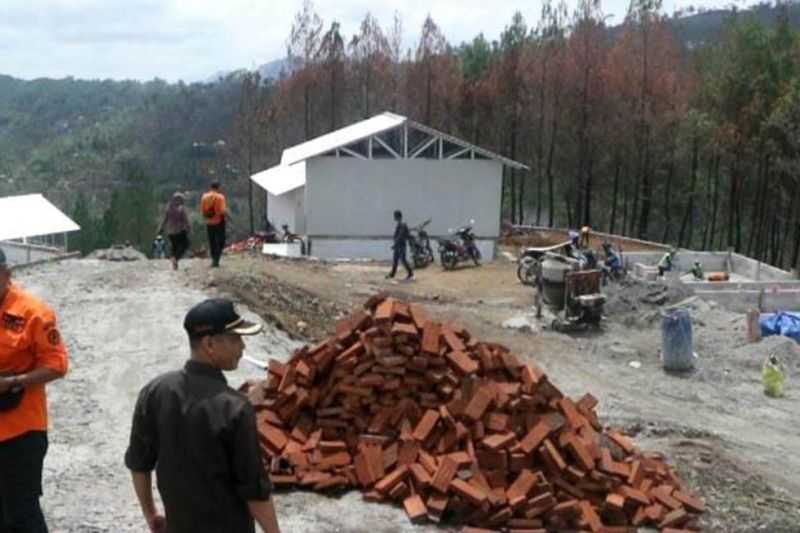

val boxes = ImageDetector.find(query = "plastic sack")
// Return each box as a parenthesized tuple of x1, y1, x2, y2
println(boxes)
(760, 311, 800, 342)
(762, 355, 785, 398)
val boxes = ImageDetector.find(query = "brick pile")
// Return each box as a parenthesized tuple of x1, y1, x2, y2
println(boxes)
(244, 294, 705, 532)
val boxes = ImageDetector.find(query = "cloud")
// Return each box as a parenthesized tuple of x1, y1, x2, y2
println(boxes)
(0, 0, 757, 82)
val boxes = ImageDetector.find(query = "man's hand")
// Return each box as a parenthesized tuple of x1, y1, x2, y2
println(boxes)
(145, 512, 166, 533)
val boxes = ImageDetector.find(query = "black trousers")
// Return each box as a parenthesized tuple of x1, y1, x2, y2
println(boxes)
(168, 231, 190, 261)
(0, 431, 49, 533)
(389, 244, 413, 278)
(206, 221, 226, 266)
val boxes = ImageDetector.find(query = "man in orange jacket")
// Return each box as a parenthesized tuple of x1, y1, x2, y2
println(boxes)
(0, 248, 69, 532)
(200, 180, 228, 267)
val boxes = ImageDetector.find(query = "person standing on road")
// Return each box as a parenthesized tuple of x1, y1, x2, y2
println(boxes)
(159, 192, 191, 270)
(0, 248, 69, 533)
(200, 181, 227, 268)
(125, 298, 280, 533)
(386, 210, 414, 281)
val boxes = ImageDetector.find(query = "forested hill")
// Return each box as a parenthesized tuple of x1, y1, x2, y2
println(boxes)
(2, 1, 800, 271)
(0, 74, 244, 208)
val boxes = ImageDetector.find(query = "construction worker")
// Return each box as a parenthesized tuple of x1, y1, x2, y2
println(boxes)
(125, 298, 280, 533)
(658, 248, 677, 277)
(579, 226, 591, 248)
(0, 248, 69, 532)
(690, 261, 705, 280)
(159, 192, 191, 270)
(386, 210, 414, 281)
(200, 180, 227, 268)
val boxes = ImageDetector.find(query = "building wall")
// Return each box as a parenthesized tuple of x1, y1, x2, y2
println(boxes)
(309, 238, 496, 263)
(0, 241, 62, 266)
(267, 187, 305, 235)
(305, 158, 503, 243)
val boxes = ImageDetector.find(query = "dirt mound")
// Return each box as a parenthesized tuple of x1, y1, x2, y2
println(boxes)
(245, 295, 704, 531)
(87, 246, 147, 262)
(605, 278, 695, 326)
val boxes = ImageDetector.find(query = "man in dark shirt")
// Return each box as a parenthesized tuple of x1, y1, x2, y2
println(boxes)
(125, 298, 280, 533)
(386, 209, 414, 281)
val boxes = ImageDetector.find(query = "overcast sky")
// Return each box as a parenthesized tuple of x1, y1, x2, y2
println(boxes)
(0, 0, 755, 83)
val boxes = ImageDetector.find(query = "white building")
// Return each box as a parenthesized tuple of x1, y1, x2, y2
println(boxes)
(0, 193, 80, 265)
(250, 112, 528, 261)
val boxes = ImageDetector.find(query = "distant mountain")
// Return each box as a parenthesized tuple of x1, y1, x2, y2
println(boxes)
(667, 2, 800, 48)
(204, 58, 291, 84)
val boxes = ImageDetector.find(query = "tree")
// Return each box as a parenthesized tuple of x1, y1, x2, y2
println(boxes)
(287, 0, 323, 140)
(349, 14, 390, 118)
(318, 22, 346, 131)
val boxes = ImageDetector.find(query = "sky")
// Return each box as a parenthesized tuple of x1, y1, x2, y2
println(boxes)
(0, 0, 757, 83)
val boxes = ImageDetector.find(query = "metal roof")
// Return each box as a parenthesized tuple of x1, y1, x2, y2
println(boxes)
(251, 161, 306, 196)
(253, 112, 529, 196)
(280, 112, 407, 166)
(0, 194, 80, 241)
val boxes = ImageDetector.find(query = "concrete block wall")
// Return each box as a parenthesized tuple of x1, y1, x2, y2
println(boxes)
(622, 251, 729, 272)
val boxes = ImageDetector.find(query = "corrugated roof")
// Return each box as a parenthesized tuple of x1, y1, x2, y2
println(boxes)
(252, 112, 530, 196)
(251, 161, 306, 196)
(0, 194, 80, 241)
(280, 112, 407, 165)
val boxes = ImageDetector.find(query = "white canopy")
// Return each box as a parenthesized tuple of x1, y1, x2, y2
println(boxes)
(0, 194, 80, 241)
(250, 161, 306, 196)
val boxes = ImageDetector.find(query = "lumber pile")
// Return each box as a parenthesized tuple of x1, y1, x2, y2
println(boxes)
(244, 294, 705, 532)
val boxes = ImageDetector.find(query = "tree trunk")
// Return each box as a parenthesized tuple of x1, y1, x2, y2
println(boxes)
(678, 134, 699, 248)
(546, 87, 561, 228)
(583, 144, 594, 227)
(536, 55, 549, 226)
(609, 153, 621, 235)
(790, 178, 800, 271)
(661, 145, 676, 244)
(709, 154, 721, 250)
(637, 126, 651, 240)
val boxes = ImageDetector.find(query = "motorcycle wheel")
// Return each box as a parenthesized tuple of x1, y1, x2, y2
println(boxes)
(413, 252, 427, 269)
(424, 243, 434, 265)
(471, 246, 482, 266)
(517, 258, 538, 285)
(441, 251, 457, 270)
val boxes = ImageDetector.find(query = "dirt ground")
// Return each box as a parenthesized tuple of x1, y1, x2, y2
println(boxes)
(192, 251, 800, 533)
(12, 253, 800, 532)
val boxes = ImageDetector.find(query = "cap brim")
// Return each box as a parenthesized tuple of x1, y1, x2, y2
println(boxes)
(228, 320, 262, 336)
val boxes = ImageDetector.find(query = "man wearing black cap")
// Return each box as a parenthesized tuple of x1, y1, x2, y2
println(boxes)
(125, 298, 280, 533)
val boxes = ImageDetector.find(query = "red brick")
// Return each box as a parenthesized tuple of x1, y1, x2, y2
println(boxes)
(482, 432, 516, 450)
(442, 327, 466, 352)
(421, 321, 441, 354)
(539, 439, 566, 471)
(659, 508, 689, 529)
(374, 465, 408, 494)
(403, 494, 427, 523)
(519, 420, 552, 454)
(430, 456, 458, 493)
(579, 500, 604, 532)
(450, 478, 489, 506)
(412, 409, 440, 441)
(408, 303, 430, 330)
(464, 386, 494, 421)
(446, 350, 479, 375)
(651, 485, 682, 510)
(506, 469, 538, 507)
(672, 490, 705, 513)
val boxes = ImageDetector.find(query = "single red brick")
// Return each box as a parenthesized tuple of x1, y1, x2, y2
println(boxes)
(403, 494, 428, 523)
(412, 409, 441, 441)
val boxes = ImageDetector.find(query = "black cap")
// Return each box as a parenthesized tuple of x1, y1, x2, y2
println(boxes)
(183, 298, 262, 338)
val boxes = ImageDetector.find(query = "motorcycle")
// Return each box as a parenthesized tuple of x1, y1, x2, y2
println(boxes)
(408, 218, 434, 268)
(438, 221, 481, 270)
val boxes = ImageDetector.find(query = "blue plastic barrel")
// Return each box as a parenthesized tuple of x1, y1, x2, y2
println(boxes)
(661, 308, 694, 371)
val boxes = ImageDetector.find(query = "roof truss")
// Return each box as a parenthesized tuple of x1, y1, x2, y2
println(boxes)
(320, 121, 527, 170)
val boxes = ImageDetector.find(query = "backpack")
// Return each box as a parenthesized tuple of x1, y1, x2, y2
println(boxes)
(202, 196, 216, 219)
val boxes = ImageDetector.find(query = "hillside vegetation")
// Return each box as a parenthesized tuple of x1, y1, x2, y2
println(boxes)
(2, 1, 799, 271)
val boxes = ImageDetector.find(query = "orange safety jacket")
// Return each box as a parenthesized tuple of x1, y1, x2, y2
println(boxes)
(0, 283, 69, 442)
(200, 191, 227, 226)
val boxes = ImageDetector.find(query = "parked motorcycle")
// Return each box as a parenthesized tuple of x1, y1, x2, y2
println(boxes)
(408, 218, 434, 268)
(438, 221, 481, 270)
